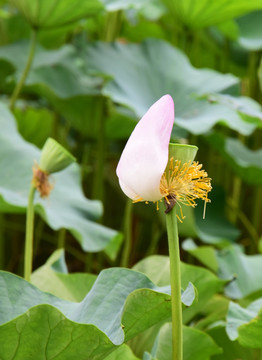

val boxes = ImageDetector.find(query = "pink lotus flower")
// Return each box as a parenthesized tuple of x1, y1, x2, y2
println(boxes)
(116, 95, 174, 202)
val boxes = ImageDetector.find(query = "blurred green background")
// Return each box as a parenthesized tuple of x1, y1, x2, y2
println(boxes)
(1, 1, 262, 359)
(1, 0, 261, 273)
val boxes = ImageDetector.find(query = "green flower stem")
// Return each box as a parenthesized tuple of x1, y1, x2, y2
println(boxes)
(9, 29, 37, 111)
(166, 206, 183, 360)
(58, 228, 66, 249)
(121, 199, 133, 267)
(24, 184, 36, 282)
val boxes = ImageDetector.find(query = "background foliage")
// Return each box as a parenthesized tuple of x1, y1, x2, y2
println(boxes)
(0, 0, 262, 359)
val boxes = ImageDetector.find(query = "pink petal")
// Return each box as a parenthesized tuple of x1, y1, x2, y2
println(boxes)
(116, 94, 174, 201)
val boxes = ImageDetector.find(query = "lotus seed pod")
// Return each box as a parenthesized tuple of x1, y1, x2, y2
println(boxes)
(39, 138, 76, 174)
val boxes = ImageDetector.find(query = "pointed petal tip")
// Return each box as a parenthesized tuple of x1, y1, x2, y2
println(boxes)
(162, 94, 174, 102)
(153, 94, 175, 125)
(160, 94, 175, 111)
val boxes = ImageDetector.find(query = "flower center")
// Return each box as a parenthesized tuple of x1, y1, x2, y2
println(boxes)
(159, 158, 212, 216)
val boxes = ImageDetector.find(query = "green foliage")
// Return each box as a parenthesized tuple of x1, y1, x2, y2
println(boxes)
(0, 0, 262, 358)
(0, 266, 195, 359)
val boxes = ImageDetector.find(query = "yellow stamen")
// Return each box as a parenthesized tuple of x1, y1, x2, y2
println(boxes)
(160, 158, 212, 216)
(130, 158, 211, 221)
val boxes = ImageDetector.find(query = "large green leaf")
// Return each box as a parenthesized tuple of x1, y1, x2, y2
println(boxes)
(0, 42, 102, 100)
(0, 101, 117, 252)
(152, 323, 222, 360)
(0, 305, 113, 360)
(0, 267, 194, 359)
(9, 0, 104, 29)
(133, 255, 225, 324)
(86, 39, 255, 136)
(226, 298, 262, 348)
(161, 0, 262, 28)
(205, 133, 262, 185)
